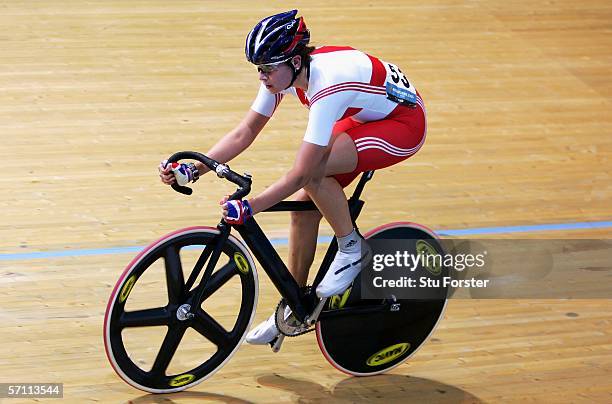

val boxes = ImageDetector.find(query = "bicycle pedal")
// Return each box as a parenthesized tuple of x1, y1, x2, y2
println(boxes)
(270, 334, 285, 353)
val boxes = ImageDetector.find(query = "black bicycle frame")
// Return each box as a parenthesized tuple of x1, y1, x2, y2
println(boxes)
(233, 170, 374, 322)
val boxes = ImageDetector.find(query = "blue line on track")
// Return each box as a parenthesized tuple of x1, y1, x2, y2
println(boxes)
(1, 220, 611, 262)
(437, 220, 612, 236)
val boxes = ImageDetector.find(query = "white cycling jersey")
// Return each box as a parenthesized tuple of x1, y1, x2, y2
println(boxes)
(250, 46, 418, 146)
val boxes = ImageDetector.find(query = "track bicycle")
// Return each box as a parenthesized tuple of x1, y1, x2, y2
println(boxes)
(103, 151, 448, 393)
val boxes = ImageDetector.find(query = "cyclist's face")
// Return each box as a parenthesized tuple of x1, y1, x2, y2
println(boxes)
(257, 56, 300, 93)
(258, 63, 290, 93)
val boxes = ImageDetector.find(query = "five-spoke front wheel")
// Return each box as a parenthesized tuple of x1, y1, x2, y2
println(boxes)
(103, 227, 258, 393)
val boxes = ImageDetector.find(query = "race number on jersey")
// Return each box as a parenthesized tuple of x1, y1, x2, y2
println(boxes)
(382, 61, 417, 107)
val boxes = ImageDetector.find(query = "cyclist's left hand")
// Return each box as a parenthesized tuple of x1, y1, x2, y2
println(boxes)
(221, 197, 253, 224)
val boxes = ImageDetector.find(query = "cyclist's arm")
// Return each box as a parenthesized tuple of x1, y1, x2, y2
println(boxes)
(248, 99, 340, 214)
(195, 109, 269, 174)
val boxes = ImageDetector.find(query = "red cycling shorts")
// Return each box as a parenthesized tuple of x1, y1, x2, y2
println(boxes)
(332, 93, 427, 188)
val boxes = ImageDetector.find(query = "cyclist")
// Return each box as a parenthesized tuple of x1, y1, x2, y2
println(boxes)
(159, 9, 426, 345)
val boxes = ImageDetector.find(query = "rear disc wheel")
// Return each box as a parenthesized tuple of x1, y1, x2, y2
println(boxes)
(316, 222, 448, 375)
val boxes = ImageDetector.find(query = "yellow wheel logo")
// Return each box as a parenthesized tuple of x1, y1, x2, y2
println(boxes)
(366, 342, 411, 367)
(234, 252, 250, 274)
(416, 240, 442, 276)
(119, 275, 136, 303)
(169, 373, 195, 387)
(329, 287, 352, 309)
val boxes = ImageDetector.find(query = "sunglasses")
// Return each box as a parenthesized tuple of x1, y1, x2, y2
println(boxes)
(256, 57, 294, 74)
(256, 63, 281, 74)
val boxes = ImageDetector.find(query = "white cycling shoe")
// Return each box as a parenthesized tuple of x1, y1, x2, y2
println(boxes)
(316, 240, 372, 298)
(245, 313, 279, 345)
(245, 305, 292, 345)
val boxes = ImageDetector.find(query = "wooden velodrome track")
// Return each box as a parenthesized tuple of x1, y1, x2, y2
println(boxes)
(1, 0, 611, 402)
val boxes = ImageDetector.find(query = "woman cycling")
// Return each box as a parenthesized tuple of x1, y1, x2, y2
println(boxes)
(159, 9, 426, 346)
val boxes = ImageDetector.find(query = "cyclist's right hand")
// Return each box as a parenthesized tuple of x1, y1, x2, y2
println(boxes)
(158, 160, 176, 185)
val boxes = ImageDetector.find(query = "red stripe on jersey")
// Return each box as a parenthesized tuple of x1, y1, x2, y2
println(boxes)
(311, 86, 386, 105)
(314, 87, 386, 103)
(273, 93, 283, 113)
(296, 88, 310, 108)
(310, 82, 385, 104)
(340, 107, 362, 120)
(310, 46, 355, 55)
(367, 54, 386, 87)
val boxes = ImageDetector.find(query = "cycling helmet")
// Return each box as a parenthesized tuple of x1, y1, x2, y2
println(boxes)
(245, 9, 310, 65)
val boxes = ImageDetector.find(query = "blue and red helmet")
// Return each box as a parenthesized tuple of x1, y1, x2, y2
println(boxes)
(245, 10, 310, 65)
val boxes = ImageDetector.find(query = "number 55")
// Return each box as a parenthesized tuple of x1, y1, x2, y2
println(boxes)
(388, 64, 410, 88)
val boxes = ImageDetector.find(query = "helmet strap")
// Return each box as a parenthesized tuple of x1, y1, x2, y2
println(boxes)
(284, 59, 303, 90)
(285, 64, 300, 89)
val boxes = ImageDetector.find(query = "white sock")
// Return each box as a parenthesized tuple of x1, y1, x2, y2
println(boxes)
(337, 229, 360, 254)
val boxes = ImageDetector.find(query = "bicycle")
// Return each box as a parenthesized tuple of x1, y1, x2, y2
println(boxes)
(103, 151, 449, 393)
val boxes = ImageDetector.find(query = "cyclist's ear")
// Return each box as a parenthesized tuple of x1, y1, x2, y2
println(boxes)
(291, 55, 302, 70)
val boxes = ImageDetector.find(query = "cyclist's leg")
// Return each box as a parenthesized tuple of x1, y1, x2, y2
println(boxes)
(288, 189, 322, 286)
(302, 140, 365, 297)
(302, 133, 358, 237)
(287, 117, 361, 286)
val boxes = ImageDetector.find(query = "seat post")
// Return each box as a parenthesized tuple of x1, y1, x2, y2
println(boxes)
(350, 171, 374, 201)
